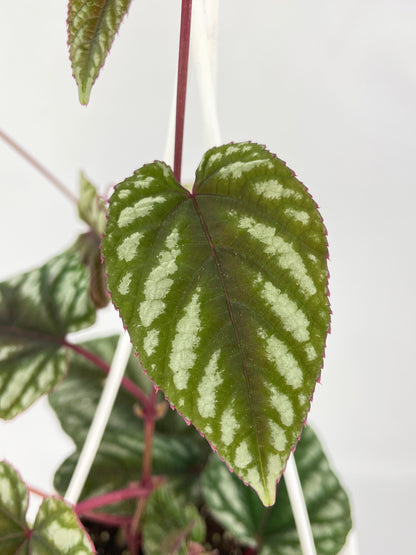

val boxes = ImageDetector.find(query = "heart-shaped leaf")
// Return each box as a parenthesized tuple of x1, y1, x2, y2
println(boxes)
(102, 142, 330, 506)
(0, 461, 94, 554)
(50, 337, 210, 507)
(68, 0, 132, 104)
(0, 252, 96, 419)
(202, 426, 352, 554)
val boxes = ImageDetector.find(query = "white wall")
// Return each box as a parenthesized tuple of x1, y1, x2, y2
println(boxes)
(1, 1, 415, 552)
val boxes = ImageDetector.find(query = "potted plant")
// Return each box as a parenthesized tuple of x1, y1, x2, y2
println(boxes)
(0, 1, 353, 553)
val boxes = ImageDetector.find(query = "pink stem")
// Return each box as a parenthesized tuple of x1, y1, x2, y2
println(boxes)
(75, 485, 150, 514)
(63, 340, 150, 407)
(0, 127, 77, 205)
(173, 0, 193, 183)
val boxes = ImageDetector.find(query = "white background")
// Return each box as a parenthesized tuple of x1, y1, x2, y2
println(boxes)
(1, 1, 415, 552)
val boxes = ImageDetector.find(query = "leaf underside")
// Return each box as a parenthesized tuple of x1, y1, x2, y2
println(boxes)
(0, 462, 94, 554)
(67, 0, 132, 104)
(102, 142, 330, 506)
(0, 252, 95, 419)
(202, 426, 352, 554)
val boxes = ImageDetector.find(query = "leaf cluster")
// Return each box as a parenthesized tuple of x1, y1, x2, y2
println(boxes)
(0, 1, 353, 553)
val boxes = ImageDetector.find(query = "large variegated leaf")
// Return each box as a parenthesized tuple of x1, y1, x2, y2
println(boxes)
(0, 252, 95, 419)
(68, 0, 132, 105)
(102, 142, 330, 506)
(201, 426, 352, 554)
(0, 462, 94, 554)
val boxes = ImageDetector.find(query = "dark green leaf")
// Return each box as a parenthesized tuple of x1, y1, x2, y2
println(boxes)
(102, 142, 330, 505)
(68, 0, 133, 104)
(50, 336, 210, 508)
(0, 252, 95, 419)
(0, 462, 94, 554)
(142, 484, 205, 555)
(202, 426, 352, 554)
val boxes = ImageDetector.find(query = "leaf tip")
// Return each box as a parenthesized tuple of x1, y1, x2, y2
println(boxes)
(78, 84, 91, 106)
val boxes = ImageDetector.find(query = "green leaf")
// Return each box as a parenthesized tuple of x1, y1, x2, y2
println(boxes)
(0, 462, 28, 554)
(50, 336, 210, 508)
(68, 0, 132, 104)
(142, 485, 206, 555)
(0, 462, 94, 554)
(0, 252, 96, 419)
(201, 426, 352, 554)
(102, 142, 330, 506)
(78, 172, 107, 236)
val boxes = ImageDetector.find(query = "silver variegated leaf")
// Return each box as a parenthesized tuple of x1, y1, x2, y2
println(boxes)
(0, 462, 94, 553)
(102, 142, 330, 506)
(67, 0, 132, 104)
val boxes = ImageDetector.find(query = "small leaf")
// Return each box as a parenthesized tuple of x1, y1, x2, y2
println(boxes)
(0, 462, 94, 554)
(0, 462, 28, 554)
(142, 485, 206, 555)
(78, 173, 107, 236)
(102, 142, 330, 505)
(0, 252, 96, 419)
(201, 426, 352, 554)
(74, 232, 110, 309)
(74, 173, 109, 308)
(30, 498, 94, 553)
(50, 337, 210, 508)
(68, 0, 132, 104)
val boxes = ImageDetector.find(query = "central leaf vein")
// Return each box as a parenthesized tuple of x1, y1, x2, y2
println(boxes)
(190, 194, 266, 486)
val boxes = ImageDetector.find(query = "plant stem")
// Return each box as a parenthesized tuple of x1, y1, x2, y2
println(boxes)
(0, 127, 77, 205)
(63, 339, 149, 407)
(130, 386, 158, 534)
(173, 0, 193, 183)
(75, 485, 150, 514)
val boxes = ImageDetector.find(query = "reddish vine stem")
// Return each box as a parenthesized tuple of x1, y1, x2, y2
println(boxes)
(75, 485, 151, 514)
(173, 0, 193, 182)
(0, 127, 77, 205)
(63, 340, 150, 408)
(130, 386, 158, 534)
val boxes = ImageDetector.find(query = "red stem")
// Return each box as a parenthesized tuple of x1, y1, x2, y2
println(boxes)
(173, 0, 193, 183)
(0, 127, 77, 205)
(75, 485, 150, 514)
(63, 340, 150, 407)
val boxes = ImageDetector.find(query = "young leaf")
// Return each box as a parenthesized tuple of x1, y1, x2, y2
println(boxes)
(0, 252, 95, 419)
(201, 426, 352, 554)
(142, 485, 206, 555)
(77, 172, 107, 236)
(50, 337, 210, 506)
(67, 0, 132, 105)
(0, 462, 94, 554)
(102, 142, 330, 506)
